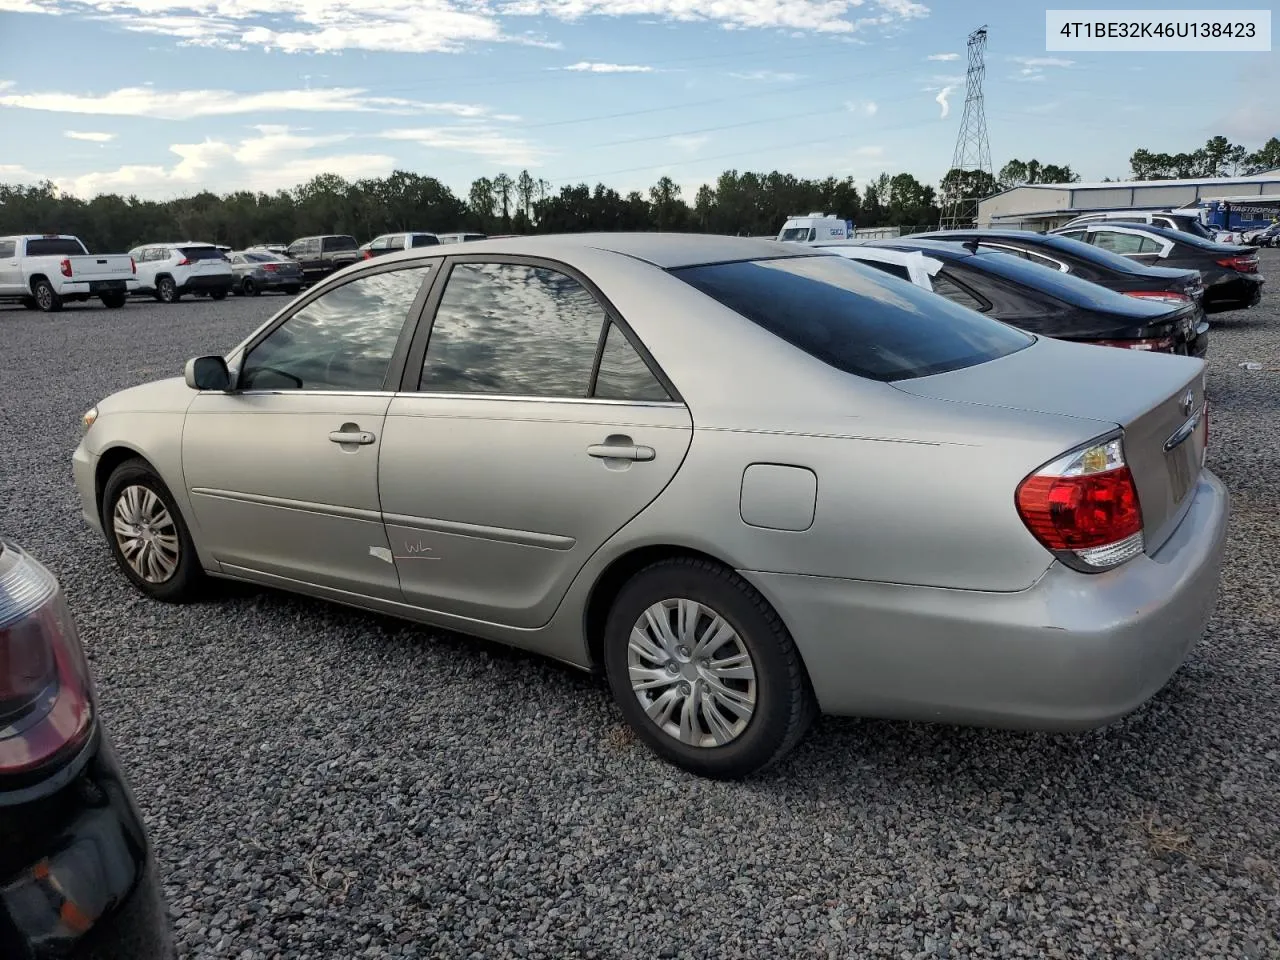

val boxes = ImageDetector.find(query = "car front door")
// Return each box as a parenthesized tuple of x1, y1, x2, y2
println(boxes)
(181, 262, 435, 598)
(0, 240, 20, 295)
(378, 257, 693, 629)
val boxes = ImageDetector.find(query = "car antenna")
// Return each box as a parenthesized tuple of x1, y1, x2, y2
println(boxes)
(963, 236, 980, 254)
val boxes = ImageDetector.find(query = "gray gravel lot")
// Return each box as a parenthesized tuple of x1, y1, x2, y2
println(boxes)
(2, 261, 1279, 960)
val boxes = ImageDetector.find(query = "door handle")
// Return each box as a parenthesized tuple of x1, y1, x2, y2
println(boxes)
(329, 430, 375, 445)
(587, 443, 655, 462)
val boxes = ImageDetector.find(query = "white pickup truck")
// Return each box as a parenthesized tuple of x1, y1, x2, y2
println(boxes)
(0, 234, 138, 312)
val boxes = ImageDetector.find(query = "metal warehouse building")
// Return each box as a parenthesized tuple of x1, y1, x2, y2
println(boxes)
(978, 172, 1280, 231)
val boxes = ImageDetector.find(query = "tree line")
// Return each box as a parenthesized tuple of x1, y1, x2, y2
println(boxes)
(0, 136, 1273, 252)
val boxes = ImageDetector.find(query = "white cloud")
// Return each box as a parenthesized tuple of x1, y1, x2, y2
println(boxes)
(847, 100, 878, 116)
(730, 70, 802, 81)
(380, 126, 546, 166)
(0, 0, 930, 54)
(853, 145, 883, 157)
(926, 52, 958, 61)
(562, 61, 653, 73)
(1012, 56, 1074, 68)
(668, 133, 710, 153)
(64, 130, 116, 142)
(0, 85, 501, 120)
(935, 85, 954, 119)
(49, 127, 396, 198)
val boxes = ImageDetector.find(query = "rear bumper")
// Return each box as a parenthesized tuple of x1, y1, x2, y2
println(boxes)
(1204, 273, 1264, 308)
(0, 731, 174, 960)
(179, 274, 232, 293)
(744, 469, 1229, 730)
(55, 280, 139, 298)
(253, 273, 303, 289)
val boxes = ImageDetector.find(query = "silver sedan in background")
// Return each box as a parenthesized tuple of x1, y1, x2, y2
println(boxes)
(228, 249, 305, 296)
(71, 234, 1228, 779)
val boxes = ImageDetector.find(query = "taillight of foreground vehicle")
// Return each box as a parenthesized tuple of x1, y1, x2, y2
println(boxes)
(1015, 435, 1144, 572)
(1123, 291, 1191, 306)
(1217, 254, 1259, 273)
(1087, 336, 1177, 353)
(0, 547, 94, 783)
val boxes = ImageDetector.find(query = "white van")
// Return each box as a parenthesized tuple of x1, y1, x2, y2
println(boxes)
(777, 214, 852, 243)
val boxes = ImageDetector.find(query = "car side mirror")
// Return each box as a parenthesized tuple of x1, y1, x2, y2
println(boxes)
(185, 355, 231, 391)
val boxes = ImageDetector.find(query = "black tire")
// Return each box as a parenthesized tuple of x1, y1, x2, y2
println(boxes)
(210, 288, 228, 301)
(241, 277, 259, 296)
(156, 276, 180, 303)
(283, 285, 301, 295)
(32, 279, 62, 313)
(101, 458, 205, 603)
(20, 296, 37, 310)
(100, 292, 127, 309)
(602, 557, 816, 780)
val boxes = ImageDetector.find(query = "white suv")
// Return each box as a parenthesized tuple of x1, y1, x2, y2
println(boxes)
(1059, 210, 1218, 240)
(127, 242, 234, 303)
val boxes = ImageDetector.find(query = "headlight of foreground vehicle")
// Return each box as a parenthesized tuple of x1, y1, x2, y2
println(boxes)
(82, 407, 98, 433)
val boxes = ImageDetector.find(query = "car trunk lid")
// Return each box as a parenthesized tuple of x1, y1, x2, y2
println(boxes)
(893, 336, 1207, 554)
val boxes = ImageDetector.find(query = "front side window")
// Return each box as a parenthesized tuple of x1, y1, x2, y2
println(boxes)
(672, 256, 1029, 383)
(419, 262, 606, 398)
(387, 235, 406, 250)
(240, 265, 431, 392)
(370, 236, 390, 251)
(593, 322, 670, 402)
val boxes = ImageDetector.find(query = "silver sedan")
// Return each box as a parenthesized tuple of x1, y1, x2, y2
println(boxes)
(72, 234, 1228, 779)
(227, 249, 304, 296)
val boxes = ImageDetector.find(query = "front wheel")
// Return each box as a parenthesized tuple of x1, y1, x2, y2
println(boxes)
(602, 558, 816, 780)
(102, 458, 205, 602)
(32, 279, 62, 312)
(100, 292, 127, 309)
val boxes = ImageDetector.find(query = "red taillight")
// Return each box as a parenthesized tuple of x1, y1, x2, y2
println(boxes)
(59, 258, 72, 278)
(130, 256, 137, 274)
(264, 263, 278, 273)
(175, 258, 192, 266)
(362, 250, 373, 259)
(1216, 255, 1258, 273)
(1086, 336, 1177, 353)
(1015, 436, 1145, 571)
(0, 549, 94, 778)
(1123, 291, 1190, 305)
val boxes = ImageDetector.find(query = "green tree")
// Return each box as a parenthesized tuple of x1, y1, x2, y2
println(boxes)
(1244, 137, 1280, 175)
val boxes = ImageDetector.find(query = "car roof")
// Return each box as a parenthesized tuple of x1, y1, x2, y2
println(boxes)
(371, 232, 825, 269)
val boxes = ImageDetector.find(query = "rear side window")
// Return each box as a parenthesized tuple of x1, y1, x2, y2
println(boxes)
(411, 234, 439, 247)
(858, 259, 912, 282)
(25, 238, 88, 256)
(672, 256, 1031, 382)
(0, 240, 15, 258)
(179, 246, 225, 260)
(323, 236, 358, 252)
(593, 322, 670, 402)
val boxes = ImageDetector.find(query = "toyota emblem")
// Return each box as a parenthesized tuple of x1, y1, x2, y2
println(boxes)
(1180, 389, 1194, 417)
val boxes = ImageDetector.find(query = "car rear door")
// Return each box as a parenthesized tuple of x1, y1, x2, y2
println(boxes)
(181, 262, 435, 598)
(0, 240, 20, 295)
(378, 255, 693, 629)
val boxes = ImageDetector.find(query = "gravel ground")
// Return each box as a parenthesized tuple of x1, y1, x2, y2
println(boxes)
(2, 262, 1279, 960)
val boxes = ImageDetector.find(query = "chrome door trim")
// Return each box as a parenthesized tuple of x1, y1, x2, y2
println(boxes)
(382, 512, 577, 551)
(189, 487, 383, 524)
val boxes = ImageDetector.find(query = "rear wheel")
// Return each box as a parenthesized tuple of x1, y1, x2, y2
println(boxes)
(102, 458, 204, 602)
(100, 292, 126, 309)
(32, 279, 62, 313)
(602, 558, 816, 780)
(156, 276, 179, 303)
(241, 277, 259, 296)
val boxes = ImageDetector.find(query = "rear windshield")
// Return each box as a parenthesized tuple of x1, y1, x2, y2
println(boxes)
(180, 246, 226, 260)
(25, 238, 87, 256)
(1004, 233, 1161, 276)
(324, 236, 359, 251)
(963, 248, 1168, 313)
(671, 255, 1032, 382)
(1170, 216, 1214, 239)
(244, 252, 277, 262)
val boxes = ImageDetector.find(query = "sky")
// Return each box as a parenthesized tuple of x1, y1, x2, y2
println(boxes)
(0, 0, 1276, 202)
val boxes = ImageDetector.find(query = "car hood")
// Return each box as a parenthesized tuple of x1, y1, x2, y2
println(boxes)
(97, 377, 195, 415)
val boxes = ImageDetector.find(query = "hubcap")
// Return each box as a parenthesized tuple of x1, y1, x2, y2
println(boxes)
(111, 485, 180, 583)
(36, 287, 51, 308)
(627, 598, 757, 748)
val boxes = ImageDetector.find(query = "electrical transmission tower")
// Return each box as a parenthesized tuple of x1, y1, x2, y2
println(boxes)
(940, 26, 992, 229)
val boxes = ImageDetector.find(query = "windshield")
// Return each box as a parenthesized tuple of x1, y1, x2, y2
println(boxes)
(26, 238, 88, 256)
(778, 228, 809, 242)
(671, 255, 1032, 382)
